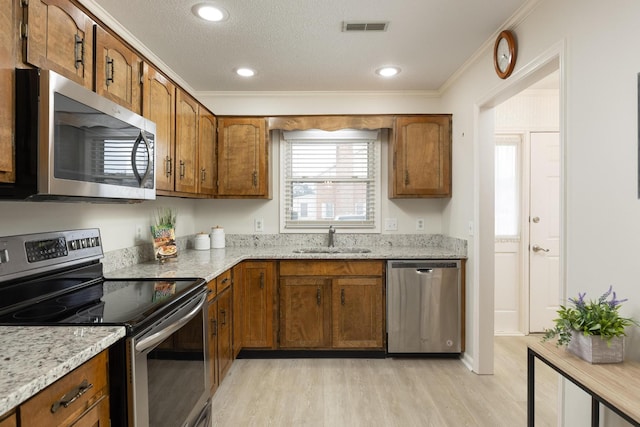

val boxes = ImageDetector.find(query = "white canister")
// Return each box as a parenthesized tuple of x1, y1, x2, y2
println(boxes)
(194, 233, 210, 250)
(210, 226, 225, 249)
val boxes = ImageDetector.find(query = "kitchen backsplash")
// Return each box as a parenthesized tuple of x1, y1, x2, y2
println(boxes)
(102, 233, 467, 273)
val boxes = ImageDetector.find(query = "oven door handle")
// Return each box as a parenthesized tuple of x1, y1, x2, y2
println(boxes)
(135, 292, 206, 353)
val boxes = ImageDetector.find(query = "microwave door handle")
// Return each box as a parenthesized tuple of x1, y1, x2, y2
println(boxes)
(131, 131, 152, 186)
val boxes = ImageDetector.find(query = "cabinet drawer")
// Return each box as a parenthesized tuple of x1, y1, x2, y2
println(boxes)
(280, 260, 383, 276)
(217, 269, 232, 293)
(207, 278, 217, 301)
(20, 351, 108, 427)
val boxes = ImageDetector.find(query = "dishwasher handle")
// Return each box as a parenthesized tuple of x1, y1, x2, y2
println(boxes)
(416, 268, 433, 274)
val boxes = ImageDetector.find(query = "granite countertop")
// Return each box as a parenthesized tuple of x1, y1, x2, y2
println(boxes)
(105, 244, 467, 282)
(0, 326, 125, 417)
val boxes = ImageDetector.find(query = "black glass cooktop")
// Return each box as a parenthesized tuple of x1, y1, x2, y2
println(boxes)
(0, 262, 205, 333)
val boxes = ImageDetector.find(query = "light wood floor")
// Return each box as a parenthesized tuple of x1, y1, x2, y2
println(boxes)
(210, 336, 558, 426)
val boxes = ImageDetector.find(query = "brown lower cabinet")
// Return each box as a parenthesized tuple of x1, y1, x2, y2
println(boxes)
(17, 350, 110, 427)
(279, 260, 384, 350)
(207, 269, 233, 395)
(233, 261, 275, 349)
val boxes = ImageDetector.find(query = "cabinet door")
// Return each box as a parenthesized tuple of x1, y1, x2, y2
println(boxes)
(217, 117, 269, 198)
(197, 109, 217, 196)
(280, 277, 331, 348)
(94, 25, 142, 114)
(0, 412, 16, 427)
(175, 89, 199, 194)
(66, 395, 110, 427)
(239, 261, 274, 348)
(232, 267, 243, 358)
(217, 287, 233, 382)
(332, 277, 383, 348)
(207, 299, 219, 395)
(23, 0, 94, 88)
(0, 0, 14, 183)
(391, 115, 452, 198)
(142, 63, 175, 193)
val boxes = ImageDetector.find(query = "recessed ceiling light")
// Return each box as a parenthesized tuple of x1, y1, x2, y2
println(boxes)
(192, 3, 228, 22)
(235, 68, 256, 77)
(376, 67, 401, 77)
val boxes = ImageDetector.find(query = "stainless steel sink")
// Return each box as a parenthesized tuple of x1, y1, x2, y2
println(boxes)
(292, 247, 372, 254)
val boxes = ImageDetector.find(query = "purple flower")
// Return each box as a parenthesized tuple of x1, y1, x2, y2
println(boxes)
(598, 285, 613, 304)
(569, 292, 586, 308)
(608, 291, 628, 308)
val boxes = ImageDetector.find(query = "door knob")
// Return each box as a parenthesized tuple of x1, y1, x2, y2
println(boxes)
(532, 216, 540, 223)
(532, 244, 549, 253)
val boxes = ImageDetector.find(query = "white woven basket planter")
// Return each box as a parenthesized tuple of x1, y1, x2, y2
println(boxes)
(567, 330, 624, 364)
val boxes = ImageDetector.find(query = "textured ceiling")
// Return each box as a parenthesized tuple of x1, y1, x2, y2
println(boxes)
(87, 0, 528, 92)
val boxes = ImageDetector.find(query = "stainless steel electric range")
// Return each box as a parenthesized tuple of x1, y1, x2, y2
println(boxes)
(0, 229, 211, 427)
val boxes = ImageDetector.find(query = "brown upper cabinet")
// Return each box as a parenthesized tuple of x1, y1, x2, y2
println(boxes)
(93, 24, 142, 115)
(0, 0, 15, 183)
(390, 115, 452, 198)
(217, 117, 270, 198)
(197, 109, 217, 196)
(175, 89, 199, 194)
(21, 0, 94, 89)
(142, 63, 176, 192)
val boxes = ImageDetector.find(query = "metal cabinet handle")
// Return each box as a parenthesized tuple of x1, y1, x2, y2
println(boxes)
(259, 272, 265, 289)
(74, 35, 85, 69)
(341, 289, 345, 306)
(179, 160, 185, 179)
(252, 171, 258, 187)
(317, 288, 321, 306)
(50, 379, 93, 413)
(201, 168, 206, 182)
(106, 56, 114, 86)
(532, 245, 550, 253)
(165, 156, 172, 177)
(211, 318, 217, 336)
(221, 278, 229, 285)
(220, 309, 226, 326)
(404, 170, 410, 186)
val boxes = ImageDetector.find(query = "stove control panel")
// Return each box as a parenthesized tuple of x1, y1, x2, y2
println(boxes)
(0, 228, 103, 283)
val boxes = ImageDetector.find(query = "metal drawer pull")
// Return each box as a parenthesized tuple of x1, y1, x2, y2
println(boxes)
(259, 272, 265, 289)
(50, 380, 93, 413)
(341, 289, 345, 306)
(317, 288, 321, 306)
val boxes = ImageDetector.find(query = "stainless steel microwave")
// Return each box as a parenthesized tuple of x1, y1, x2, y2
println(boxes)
(2, 68, 156, 201)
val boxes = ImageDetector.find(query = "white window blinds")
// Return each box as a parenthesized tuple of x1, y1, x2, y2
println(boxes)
(282, 129, 379, 229)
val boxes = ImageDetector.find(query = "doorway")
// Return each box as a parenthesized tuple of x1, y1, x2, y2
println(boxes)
(493, 72, 561, 335)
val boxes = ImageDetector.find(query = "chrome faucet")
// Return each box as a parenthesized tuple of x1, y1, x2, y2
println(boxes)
(328, 225, 336, 247)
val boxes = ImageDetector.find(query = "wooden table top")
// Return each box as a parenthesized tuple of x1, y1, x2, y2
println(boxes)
(528, 340, 640, 423)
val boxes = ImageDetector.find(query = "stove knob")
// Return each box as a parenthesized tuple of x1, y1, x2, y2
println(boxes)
(70, 240, 77, 250)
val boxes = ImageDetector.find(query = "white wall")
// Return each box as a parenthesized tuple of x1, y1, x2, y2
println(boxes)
(441, 0, 640, 425)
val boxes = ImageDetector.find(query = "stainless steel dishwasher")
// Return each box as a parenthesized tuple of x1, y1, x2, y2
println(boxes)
(387, 260, 462, 354)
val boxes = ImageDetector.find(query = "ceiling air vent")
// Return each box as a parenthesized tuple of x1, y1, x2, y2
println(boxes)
(342, 21, 389, 32)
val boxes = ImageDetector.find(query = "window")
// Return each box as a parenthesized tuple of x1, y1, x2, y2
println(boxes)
(281, 129, 380, 230)
(495, 135, 522, 237)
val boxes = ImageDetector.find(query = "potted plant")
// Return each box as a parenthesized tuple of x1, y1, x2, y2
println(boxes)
(150, 208, 178, 261)
(542, 286, 637, 363)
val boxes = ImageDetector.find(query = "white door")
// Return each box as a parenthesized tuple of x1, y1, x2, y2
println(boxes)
(529, 131, 561, 332)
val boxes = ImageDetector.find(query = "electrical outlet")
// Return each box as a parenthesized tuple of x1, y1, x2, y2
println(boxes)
(384, 218, 398, 231)
(416, 218, 425, 231)
(254, 218, 264, 232)
(134, 224, 144, 240)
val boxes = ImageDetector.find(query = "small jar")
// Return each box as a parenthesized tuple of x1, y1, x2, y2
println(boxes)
(211, 226, 225, 249)
(194, 232, 210, 250)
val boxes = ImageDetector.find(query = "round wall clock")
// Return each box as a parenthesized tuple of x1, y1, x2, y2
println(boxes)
(493, 30, 517, 79)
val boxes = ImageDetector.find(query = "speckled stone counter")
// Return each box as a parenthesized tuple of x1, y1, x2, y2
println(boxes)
(0, 326, 125, 416)
(105, 242, 467, 282)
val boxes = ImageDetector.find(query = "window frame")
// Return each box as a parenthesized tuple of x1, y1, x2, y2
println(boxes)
(278, 129, 381, 233)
